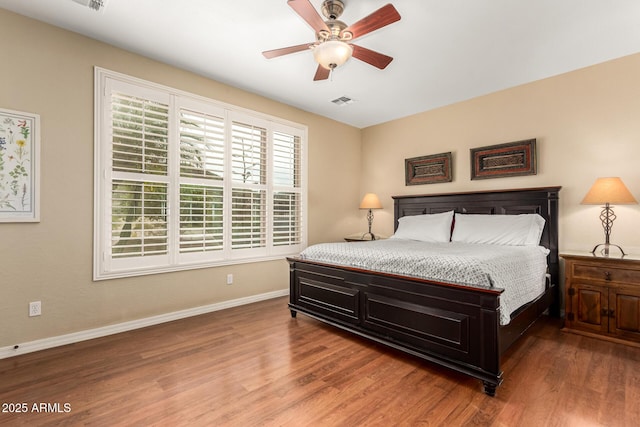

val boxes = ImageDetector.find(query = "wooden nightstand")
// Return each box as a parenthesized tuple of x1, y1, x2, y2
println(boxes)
(562, 253, 640, 346)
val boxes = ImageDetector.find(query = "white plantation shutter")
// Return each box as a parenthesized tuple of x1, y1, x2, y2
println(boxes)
(95, 69, 306, 279)
(231, 188, 266, 249)
(178, 108, 226, 256)
(179, 109, 224, 180)
(231, 122, 266, 185)
(111, 180, 168, 258)
(106, 80, 171, 272)
(273, 131, 302, 246)
(273, 191, 301, 246)
(231, 121, 267, 250)
(111, 93, 169, 175)
(179, 184, 223, 253)
(273, 131, 301, 187)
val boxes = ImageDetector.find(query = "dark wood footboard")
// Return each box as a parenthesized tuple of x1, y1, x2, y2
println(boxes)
(288, 187, 560, 396)
(288, 258, 505, 395)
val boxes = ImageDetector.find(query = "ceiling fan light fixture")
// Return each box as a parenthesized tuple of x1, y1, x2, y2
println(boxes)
(313, 40, 353, 70)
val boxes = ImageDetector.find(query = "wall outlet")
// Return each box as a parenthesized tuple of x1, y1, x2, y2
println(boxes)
(226, 274, 233, 285)
(29, 301, 42, 317)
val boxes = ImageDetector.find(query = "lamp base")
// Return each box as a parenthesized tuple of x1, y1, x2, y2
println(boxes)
(591, 243, 626, 257)
(364, 208, 376, 241)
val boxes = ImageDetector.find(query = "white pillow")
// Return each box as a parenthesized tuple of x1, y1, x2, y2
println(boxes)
(391, 210, 454, 243)
(451, 213, 545, 246)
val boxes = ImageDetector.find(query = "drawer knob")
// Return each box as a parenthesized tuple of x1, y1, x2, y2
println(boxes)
(604, 271, 611, 281)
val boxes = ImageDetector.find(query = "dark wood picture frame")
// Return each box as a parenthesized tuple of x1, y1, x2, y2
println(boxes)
(470, 139, 537, 180)
(405, 152, 452, 185)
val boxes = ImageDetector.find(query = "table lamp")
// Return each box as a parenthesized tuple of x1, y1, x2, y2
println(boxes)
(359, 193, 382, 240)
(581, 177, 637, 256)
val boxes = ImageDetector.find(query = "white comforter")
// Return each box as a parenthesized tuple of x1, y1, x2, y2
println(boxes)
(299, 239, 549, 325)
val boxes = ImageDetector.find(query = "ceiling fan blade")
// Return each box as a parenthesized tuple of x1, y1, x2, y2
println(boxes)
(351, 44, 393, 69)
(262, 43, 313, 59)
(288, 0, 330, 33)
(313, 65, 330, 81)
(341, 4, 401, 40)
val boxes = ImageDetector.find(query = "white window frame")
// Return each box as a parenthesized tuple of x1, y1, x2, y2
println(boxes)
(94, 68, 307, 280)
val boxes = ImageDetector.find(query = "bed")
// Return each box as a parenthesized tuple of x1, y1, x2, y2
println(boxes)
(287, 187, 561, 396)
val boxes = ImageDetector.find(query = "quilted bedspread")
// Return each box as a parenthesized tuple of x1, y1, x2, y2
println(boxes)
(299, 240, 549, 325)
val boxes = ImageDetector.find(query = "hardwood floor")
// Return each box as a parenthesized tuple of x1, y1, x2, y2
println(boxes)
(1, 296, 639, 426)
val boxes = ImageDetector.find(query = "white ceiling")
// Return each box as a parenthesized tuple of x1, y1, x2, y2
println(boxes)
(2, 0, 640, 128)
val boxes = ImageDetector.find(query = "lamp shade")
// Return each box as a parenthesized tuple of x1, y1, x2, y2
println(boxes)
(581, 177, 638, 205)
(359, 193, 382, 209)
(313, 40, 353, 70)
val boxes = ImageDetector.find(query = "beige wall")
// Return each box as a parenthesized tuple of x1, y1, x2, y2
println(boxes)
(0, 9, 361, 348)
(361, 53, 640, 254)
(3, 7, 640, 350)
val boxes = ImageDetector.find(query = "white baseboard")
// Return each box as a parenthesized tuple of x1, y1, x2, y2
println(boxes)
(1, 289, 289, 360)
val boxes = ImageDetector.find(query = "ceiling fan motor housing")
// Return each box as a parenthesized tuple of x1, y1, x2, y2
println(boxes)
(317, 20, 349, 42)
(321, 0, 345, 20)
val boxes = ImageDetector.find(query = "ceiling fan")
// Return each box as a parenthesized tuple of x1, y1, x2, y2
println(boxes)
(262, 0, 401, 81)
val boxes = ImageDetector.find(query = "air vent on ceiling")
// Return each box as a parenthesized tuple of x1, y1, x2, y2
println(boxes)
(331, 96, 355, 106)
(72, 0, 107, 12)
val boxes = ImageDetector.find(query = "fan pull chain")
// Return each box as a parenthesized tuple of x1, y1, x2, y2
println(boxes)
(329, 63, 337, 81)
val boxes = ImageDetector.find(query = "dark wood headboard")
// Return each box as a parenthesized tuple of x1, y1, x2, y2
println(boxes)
(392, 186, 561, 287)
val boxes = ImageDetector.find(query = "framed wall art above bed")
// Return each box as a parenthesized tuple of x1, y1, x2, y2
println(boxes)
(470, 139, 537, 180)
(405, 152, 452, 185)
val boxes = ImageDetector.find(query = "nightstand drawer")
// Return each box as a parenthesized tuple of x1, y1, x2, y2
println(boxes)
(572, 263, 640, 285)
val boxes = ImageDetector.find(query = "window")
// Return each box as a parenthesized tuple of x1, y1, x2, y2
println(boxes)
(94, 68, 307, 279)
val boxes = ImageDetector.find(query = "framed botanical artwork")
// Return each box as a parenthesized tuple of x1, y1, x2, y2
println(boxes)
(405, 152, 452, 185)
(0, 108, 40, 222)
(470, 139, 536, 180)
